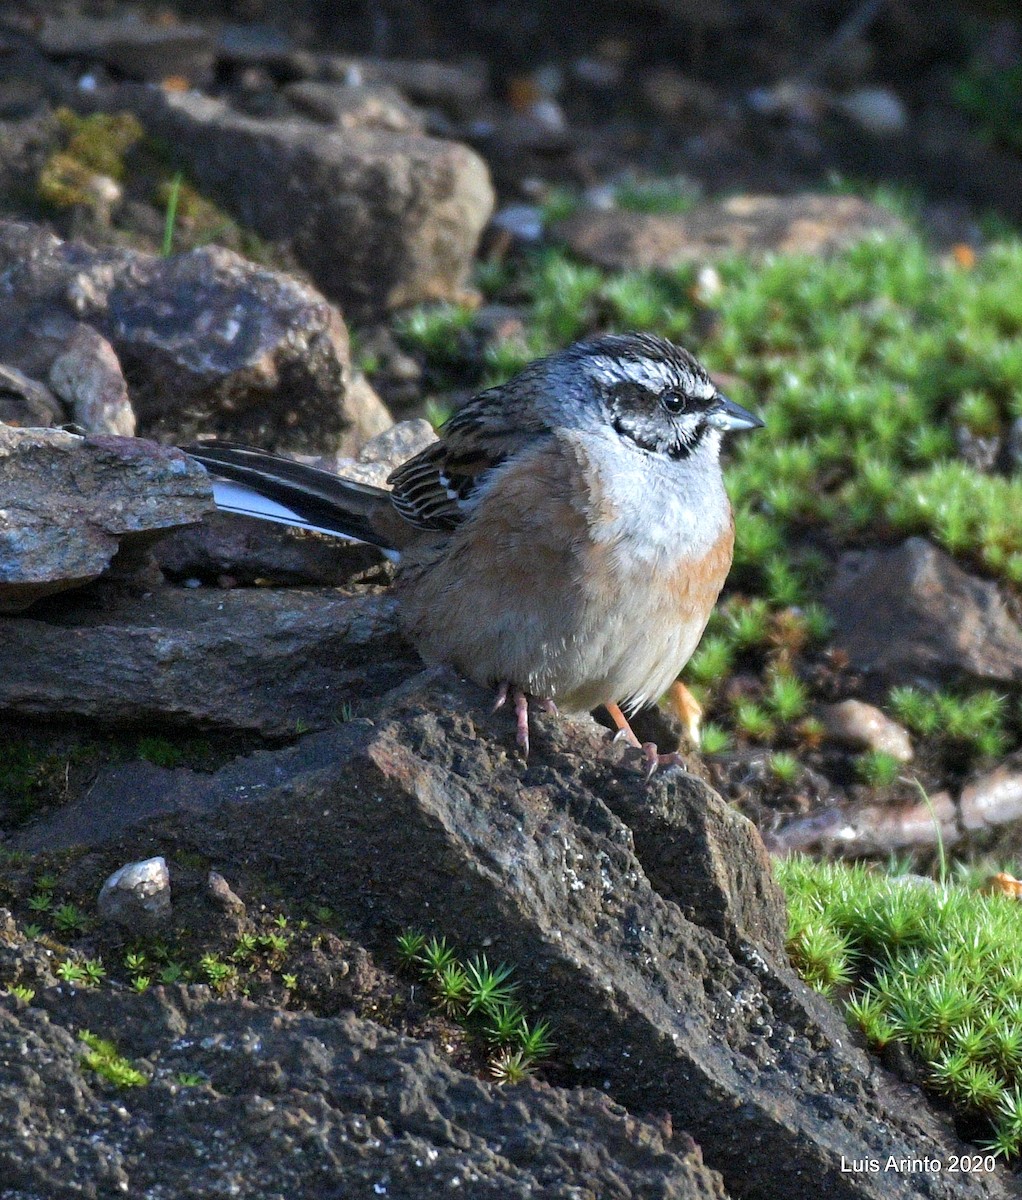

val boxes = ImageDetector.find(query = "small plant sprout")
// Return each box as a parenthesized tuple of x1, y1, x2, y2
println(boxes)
(464, 956, 517, 1016)
(434, 962, 472, 1016)
(124, 951, 147, 973)
(130, 976, 151, 993)
(396, 928, 427, 968)
(176, 1072, 205, 1087)
(489, 1048, 535, 1086)
(482, 1001, 526, 1046)
(514, 1017, 555, 1060)
(27, 893, 52, 913)
(282, 972, 298, 990)
(699, 723, 731, 755)
(79, 1030, 147, 1088)
(22, 924, 42, 940)
(417, 935, 457, 980)
(56, 960, 87, 986)
(158, 963, 185, 985)
(161, 171, 184, 257)
(7, 984, 35, 1003)
(765, 672, 808, 723)
(856, 750, 903, 788)
(53, 903, 88, 935)
(732, 700, 777, 743)
(768, 752, 800, 785)
(82, 959, 106, 986)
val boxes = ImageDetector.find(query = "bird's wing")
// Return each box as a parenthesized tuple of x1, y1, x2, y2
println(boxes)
(389, 383, 551, 530)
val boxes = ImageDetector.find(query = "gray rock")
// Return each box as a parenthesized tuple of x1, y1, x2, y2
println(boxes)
(79, 87, 494, 320)
(0, 220, 391, 455)
(819, 699, 914, 762)
(15, 669, 1007, 1199)
(0, 585, 413, 734)
(154, 511, 391, 588)
(825, 538, 1022, 685)
(0, 990, 728, 1200)
(960, 765, 1022, 832)
(356, 417, 437, 467)
(205, 871, 246, 916)
(554, 193, 907, 272)
(777, 792, 964, 859)
(283, 80, 423, 132)
(36, 15, 215, 82)
(49, 325, 135, 437)
(0, 426, 211, 613)
(320, 55, 490, 117)
(0, 363, 63, 427)
(97, 856, 171, 933)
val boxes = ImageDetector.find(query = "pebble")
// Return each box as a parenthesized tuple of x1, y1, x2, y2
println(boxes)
(97, 857, 171, 933)
(819, 699, 913, 762)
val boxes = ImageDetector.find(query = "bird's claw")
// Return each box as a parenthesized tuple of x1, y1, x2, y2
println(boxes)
(642, 742, 687, 781)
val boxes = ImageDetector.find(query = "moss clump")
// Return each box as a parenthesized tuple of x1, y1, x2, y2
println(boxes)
(37, 108, 143, 211)
(778, 855, 1022, 1158)
(78, 1030, 148, 1088)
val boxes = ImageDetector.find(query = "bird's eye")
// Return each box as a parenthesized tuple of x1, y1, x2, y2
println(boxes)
(660, 389, 687, 415)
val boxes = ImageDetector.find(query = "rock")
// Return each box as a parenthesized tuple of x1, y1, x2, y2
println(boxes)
(81, 87, 494, 320)
(0, 991, 728, 1200)
(835, 88, 909, 137)
(825, 538, 1022, 686)
(771, 786, 962, 857)
(960, 765, 1022, 832)
(13, 669, 1005, 1198)
(283, 80, 423, 132)
(355, 418, 437, 468)
(154, 512, 391, 588)
(97, 856, 171, 933)
(0, 584, 414, 735)
(0, 427, 211, 614)
(320, 56, 490, 118)
(0, 220, 388, 454)
(554, 193, 907, 272)
(819, 700, 914, 762)
(0, 363, 63, 427)
(489, 203, 545, 246)
(49, 325, 135, 437)
(206, 871, 246, 916)
(35, 15, 215, 83)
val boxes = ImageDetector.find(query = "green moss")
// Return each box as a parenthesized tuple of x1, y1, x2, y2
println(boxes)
(37, 109, 144, 212)
(78, 1030, 148, 1088)
(777, 856, 1022, 1159)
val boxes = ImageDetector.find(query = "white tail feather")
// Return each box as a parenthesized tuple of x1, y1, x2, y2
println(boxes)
(211, 480, 401, 562)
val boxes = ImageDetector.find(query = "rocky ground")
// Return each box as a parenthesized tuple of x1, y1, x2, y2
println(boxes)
(2, 1, 1022, 1196)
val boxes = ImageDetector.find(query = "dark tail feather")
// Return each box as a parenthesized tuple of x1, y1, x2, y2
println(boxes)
(181, 441, 400, 553)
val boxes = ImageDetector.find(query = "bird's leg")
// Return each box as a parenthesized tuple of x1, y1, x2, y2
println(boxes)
(493, 684, 556, 758)
(604, 701, 642, 748)
(667, 681, 703, 747)
(605, 700, 685, 780)
(514, 689, 530, 758)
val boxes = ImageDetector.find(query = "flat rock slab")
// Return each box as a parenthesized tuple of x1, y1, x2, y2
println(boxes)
(0, 989, 728, 1200)
(825, 537, 1022, 685)
(0, 220, 390, 454)
(0, 427, 211, 613)
(0, 584, 413, 734)
(21, 669, 1009, 1200)
(78, 86, 494, 320)
(554, 193, 907, 271)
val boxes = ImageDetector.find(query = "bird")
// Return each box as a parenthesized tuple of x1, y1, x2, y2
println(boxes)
(183, 332, 763, 775)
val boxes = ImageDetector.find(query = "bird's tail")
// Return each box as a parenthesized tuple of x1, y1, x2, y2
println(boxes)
(181, 441, 402, 557)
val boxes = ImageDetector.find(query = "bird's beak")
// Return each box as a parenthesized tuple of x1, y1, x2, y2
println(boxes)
(706, 393, 764, 432)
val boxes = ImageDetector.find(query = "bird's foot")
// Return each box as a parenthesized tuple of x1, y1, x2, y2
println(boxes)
(605, 700, 687, 780)
(641, 743, 687, 781)
(493, 682, 556, 760)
